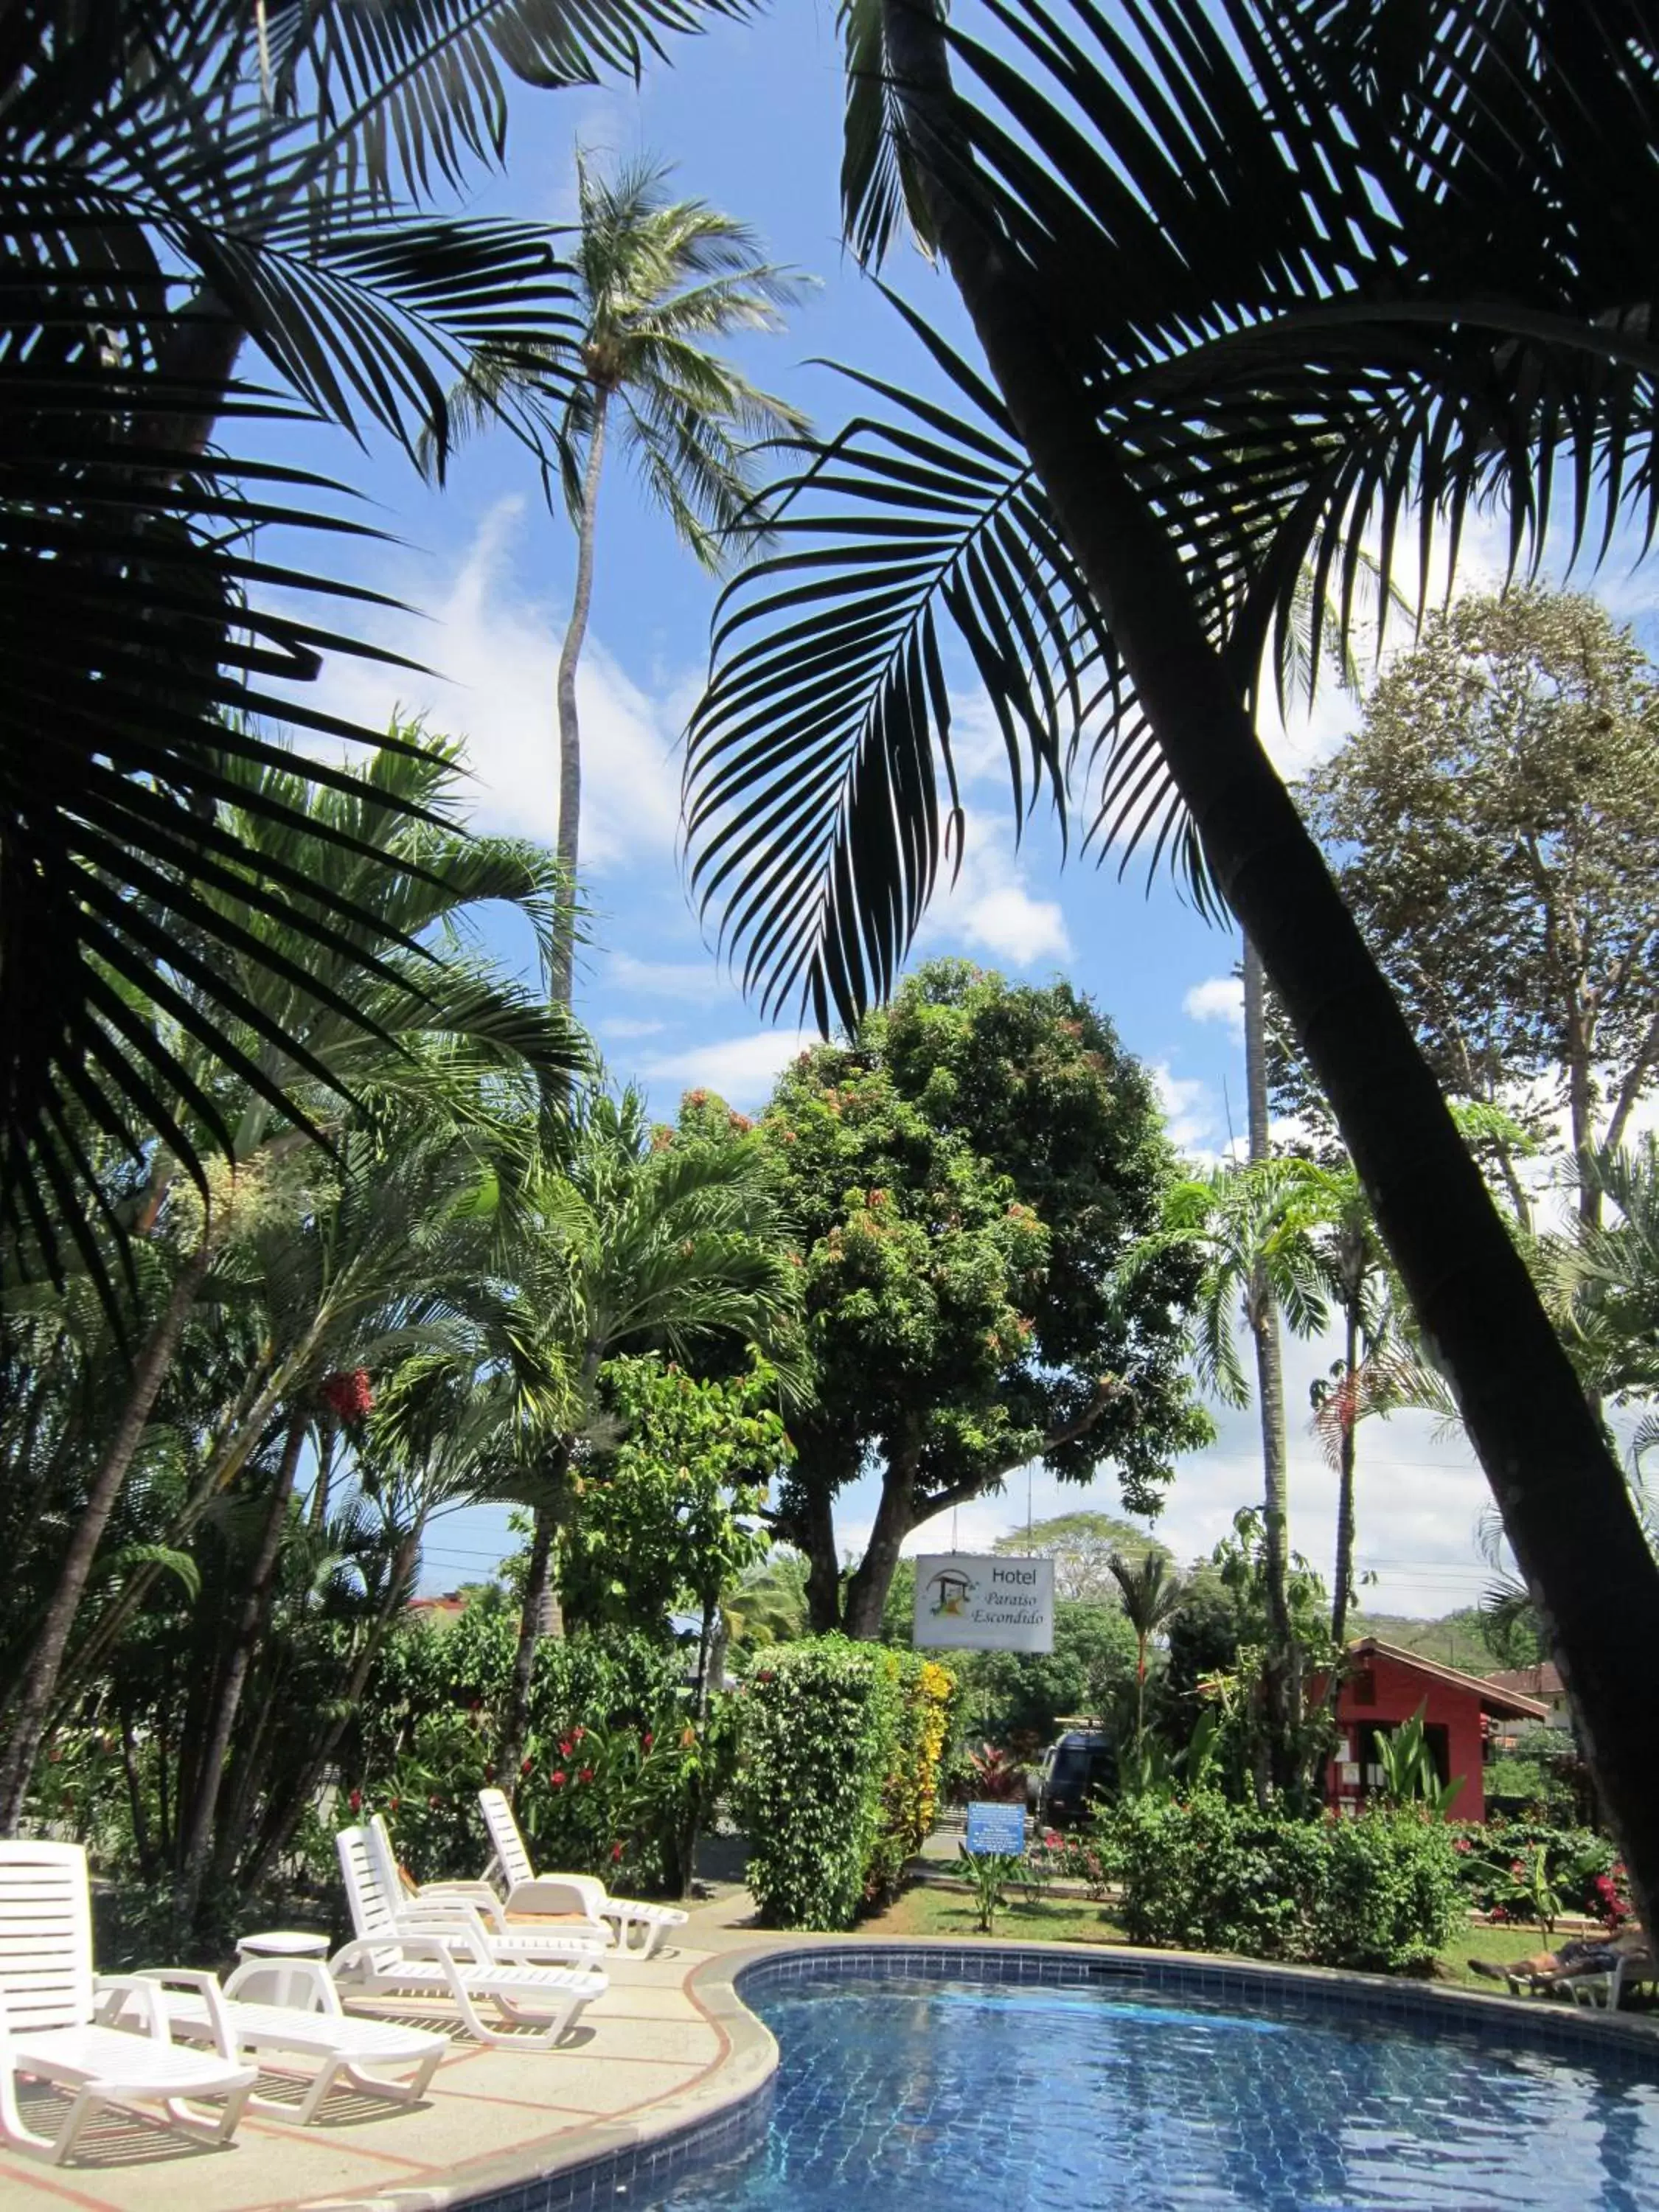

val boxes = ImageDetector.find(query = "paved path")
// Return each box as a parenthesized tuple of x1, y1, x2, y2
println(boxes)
(0, 1891, 776, 2212)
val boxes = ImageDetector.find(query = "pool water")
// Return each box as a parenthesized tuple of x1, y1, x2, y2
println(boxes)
(647, 1975, 1659, 2211)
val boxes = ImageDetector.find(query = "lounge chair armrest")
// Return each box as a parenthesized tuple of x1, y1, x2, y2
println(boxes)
(335, 1929, 474, 1970)
(421, 1882, 509, 1931)
(120, 1967, 238, 2056)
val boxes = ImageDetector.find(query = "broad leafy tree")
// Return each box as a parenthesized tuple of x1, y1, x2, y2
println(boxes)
(1296, 591, 1659, 1229)
(992, 1511, 1164, 1604)
(758, 961, 1207, 1638)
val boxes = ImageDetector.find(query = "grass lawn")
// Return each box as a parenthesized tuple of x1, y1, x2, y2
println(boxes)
(862, 1879, 1593, 1992)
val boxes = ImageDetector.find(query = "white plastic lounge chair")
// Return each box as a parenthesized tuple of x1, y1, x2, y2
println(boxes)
(132, 1955, 448, 2124)
(0, 1840, 256, 2165)
(330, 1826, 606, 2046)
(365, 1817, 610, 1966)
(479, 1787, 689, 1957)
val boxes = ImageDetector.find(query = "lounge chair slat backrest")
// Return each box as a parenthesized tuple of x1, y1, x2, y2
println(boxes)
(0, 1841, 94, 2032)
(335, 1826, 407, 1975)
(479, 1788, 535, 1891)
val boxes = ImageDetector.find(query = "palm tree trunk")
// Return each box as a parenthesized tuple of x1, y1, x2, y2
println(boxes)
(0, 1245, 209, 1832)
(1331, 1304, 1361, 1650)
(1244, 938, 1298, 1786)
(175, 1407, 307, 1923)
(498, 1492, 561, 1795)
(550, 386, 610, 1006)
(880, 0, 1659, 1925)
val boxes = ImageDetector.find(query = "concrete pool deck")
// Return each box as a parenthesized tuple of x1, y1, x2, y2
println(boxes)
(0, 1891, 780, 2212)
(6, 1898, 1659, 2212)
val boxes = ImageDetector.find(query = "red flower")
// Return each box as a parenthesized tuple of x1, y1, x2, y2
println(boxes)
(611, 1842, 624, 1863)
(573, 1725, 586, 1742)
(559, 1738, 574, 1757)
(550, 1770, 568, 1788)
(389, 1796, 400, 1813)
(349, 1790, 362, 1812)
(428, 1793, 441, 1808)
(521, 1757, 533, 1776)
(641, 1732, 654, 1750)
(1453, 1837, 1471, 1854)
(320, 1368, 375, 1424)
(578, 1766, 595, 1784)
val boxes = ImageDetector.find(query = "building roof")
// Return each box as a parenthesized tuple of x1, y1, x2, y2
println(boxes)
(1346, 1637, 1549, 1721)
(408, 1591, 468, 1619)
(1483, 1662, 1565, 1705)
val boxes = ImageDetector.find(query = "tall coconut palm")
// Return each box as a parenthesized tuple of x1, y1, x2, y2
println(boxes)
(435, 152, 806, 1003)
(491, 1088, 799, 1785)
(684, 0, 1659, 1919)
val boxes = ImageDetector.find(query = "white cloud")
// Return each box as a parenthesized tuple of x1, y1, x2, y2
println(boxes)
(640, 1028, 814, 1107)
(596, 1015, 665, 1040)
(310, 498, 685, 870)
(606, 952, 734, 1005)
(924, 810, 1071, 967)
(1152, 1063, 1220, 1155)
(1183, 974, 1245, 1038)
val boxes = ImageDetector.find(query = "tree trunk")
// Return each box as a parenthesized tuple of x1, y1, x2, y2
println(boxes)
(796, 1456, 845, 1633)
(843, 1468, 916, 1640)
(237, 1529, 420, 1891)
(0, 1245, 209, 1832)
(880, 0, 1659, 1927)
(175, 1407, 307, 1924)
(1245, 938, 1298, 1785)
(550, 387, 610, 1007)
(1331, 1304, 1362, 1651)
(498, 1498, 560, 1795)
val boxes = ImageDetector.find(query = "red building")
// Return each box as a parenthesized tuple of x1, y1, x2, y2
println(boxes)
(1319, 1638, 1548, 1823)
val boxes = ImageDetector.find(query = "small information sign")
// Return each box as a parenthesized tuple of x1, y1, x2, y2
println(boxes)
(964, 1801, 1027, 1856)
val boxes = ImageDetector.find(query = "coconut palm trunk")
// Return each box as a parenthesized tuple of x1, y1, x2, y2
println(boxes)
(1243, 937, 1298, 1782)
(1330, 1301, 1362, 1651)
(551, 386, 610, 1006)
(879, 0, 1659, 1927)
(0, 1244, 211, 1834)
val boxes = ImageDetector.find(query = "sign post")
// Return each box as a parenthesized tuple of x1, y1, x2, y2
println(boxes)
(912, 1553, 1054, 1653)
(963, 1801, 1028, 1856)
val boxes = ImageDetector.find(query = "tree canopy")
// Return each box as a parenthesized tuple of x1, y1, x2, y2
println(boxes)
(752, 960, 1208, 1637)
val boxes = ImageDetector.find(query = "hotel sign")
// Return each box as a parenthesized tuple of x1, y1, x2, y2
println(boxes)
(912, 1553, 1054, 1653)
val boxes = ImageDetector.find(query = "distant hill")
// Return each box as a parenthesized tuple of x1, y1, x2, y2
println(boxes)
(1345, 1606, 1498, 1674)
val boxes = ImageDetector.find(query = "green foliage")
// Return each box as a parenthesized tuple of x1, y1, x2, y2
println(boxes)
(757, 961, 1207, 1627)
(955, 1601, 1137, 1750)
(1293, 591, 1659, 1189)
(1106, 1795, 1462, 1972)
(733, 1638, 956, 1930)
(1372, 1705, 1464, 1816)
(959, 1846, 1020, 1933)
(1450, 1820, 1624, 1928)
(560, 1357, 786, 1638)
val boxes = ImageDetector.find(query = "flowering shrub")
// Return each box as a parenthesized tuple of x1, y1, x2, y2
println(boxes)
(1105, 1795, 1462, 1972)
(734, 1638, 956, 1930)
(1449, 1820, 1622, 1926)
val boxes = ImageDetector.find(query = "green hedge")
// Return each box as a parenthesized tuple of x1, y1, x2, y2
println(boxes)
(1106, 1793, 1463, 1972)
(734, 1639, 955, 1930)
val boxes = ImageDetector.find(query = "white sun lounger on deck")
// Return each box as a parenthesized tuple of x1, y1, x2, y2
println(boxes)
(479, 1787, 689, 1957)
(0, 1840, 256, 2164)
(133, 1955, 448, 2124)
(330, 1826, 606, 2046)
(365, 1817, 611, 1966)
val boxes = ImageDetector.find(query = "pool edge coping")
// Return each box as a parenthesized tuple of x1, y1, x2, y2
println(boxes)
(392, 1930, 1659, 2212)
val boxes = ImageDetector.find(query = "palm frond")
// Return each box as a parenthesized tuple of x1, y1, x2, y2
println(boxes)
(688, 0, 1659, 1027)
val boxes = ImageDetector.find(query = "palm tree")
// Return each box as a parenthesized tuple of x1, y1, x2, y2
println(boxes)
(437, 152, 805, 1002)
(1, 0, 741, 1278)
(490, 1088, 799, 1785)
(1155, 1157, 1329, 1786)
(684, 0, 1659, 1921)
(1105, 1549, 1183, 1758)
(0, 742, 580, 1834)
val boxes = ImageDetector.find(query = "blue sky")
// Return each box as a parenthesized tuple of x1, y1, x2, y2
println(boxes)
(282, 2, 1652, 1620)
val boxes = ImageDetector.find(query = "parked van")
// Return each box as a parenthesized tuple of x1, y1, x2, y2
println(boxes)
(1028, 1729, 1115, 1828)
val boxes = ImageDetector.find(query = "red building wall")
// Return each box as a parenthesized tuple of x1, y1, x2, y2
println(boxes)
(1323, 1649, 1489, 1822)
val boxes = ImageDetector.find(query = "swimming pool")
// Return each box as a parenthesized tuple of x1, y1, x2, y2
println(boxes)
(637, 1961, 1659, 2212)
